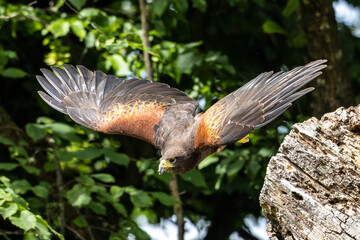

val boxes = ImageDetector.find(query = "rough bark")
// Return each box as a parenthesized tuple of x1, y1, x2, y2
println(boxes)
(260, 105, 360, 240)
(299, 0, 355, 118)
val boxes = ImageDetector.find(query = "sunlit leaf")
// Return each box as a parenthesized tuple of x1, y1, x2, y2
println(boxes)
(108, 54, 131, 76)
(50, 19, 70, 37)
(34, 222, 51, 239)
(10, 210, 36, 231)
(71, 21, 86, 40)
(2, 203, 18, 219)
(66, 184, 91, 207)
(91, 173, 115, 183)
(262, 21, 287, 35)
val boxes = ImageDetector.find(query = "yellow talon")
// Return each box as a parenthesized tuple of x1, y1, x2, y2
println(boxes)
(237, 134, 249, 143)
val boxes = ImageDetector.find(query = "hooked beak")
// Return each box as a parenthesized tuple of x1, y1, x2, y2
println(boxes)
(158, 159, 174, 175)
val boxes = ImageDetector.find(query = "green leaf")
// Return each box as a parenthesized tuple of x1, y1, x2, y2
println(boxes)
(91, 173, 115, 183)
(177, 52, 197, 73)
(3, 203, 18, 219)
(26, 123, 46, 141)
(245, 159, 261, 179)
(74, 146, 103, 160)
(198, 155, 219, 169)
(66, 184, 91, 207)
(152, 0, 169, 16)
(104, 149, 130, 167)
(85, 31, 96, 48)
(191, 0, 207, 12)
(177, 0, 188, 12)
(130, 190, 153, 208)
(69, 0, 86, 10)
(72, 216, 86, 228)
(36, 116, 54, 124)
(262, 21, 286, 35)
(226, 158, 246, 178)
(180, 169, 207, 188)
(9, 146, 28, 157)
(89, 201, 106, 215)
(1, 68, 27, 78)
(0, 163, 19, 171)
(112, 202, 127, 217)
(110, 186, 125, 201)
(258, 147, 275, 158)
(108, 54, 131, 76)
(151, 192, 176, 207)
(0, 136, 14, 146)
(282, 0, 300, 17)
(34, 221, 51, 239)
(12, 179, 32, 194)
(22, 166, 41, 176)
(51, 19, 70, 37)
(71, 21, 86, 40)
(32, 185, 48, 199)
(56, 148, 75, 162)
(47, 123, 80, 142)
(36, 217, 64, 239)
(10, 210, 36, 231)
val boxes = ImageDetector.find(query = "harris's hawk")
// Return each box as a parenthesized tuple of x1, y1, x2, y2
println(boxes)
(37, 59, 327, 174)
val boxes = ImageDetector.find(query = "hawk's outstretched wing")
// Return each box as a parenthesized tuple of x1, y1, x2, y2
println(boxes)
(194, 59, 327, 148)
(37, 65, 198, 146)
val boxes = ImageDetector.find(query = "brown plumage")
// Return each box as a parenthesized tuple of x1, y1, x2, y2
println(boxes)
(37, 59, 327, 174)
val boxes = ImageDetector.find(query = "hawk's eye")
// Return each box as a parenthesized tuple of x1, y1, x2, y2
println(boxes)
(169, 158, 176, 164)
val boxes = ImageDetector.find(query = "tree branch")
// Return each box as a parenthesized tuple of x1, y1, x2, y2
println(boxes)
(51, 142, 65, 236)
(139, 0, 154, 81)
(170, 175, 184, 240)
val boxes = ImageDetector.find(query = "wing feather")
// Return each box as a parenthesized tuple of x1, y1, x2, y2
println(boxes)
(194, 59, 327, 148)
(37, 65, 198, 147)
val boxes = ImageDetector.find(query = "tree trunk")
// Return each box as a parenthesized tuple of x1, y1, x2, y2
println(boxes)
(299, 0, 355, 118)
(260, 105, 360, 240)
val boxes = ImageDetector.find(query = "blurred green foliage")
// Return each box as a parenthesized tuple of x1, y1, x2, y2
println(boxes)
(0, 0, 359, 239)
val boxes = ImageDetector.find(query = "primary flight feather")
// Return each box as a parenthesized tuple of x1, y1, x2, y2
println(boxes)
(37, 59, 327, 174)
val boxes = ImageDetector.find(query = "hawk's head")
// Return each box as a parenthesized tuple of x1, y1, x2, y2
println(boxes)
(158, 156, 197, 174)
